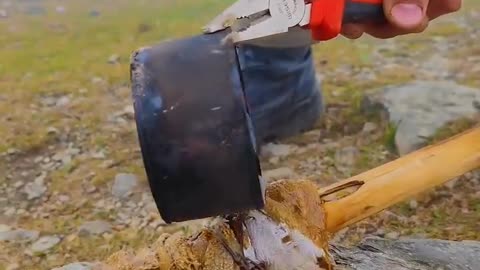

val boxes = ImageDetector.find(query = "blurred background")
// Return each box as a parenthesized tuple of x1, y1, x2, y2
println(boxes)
(0, 1, 479, 269)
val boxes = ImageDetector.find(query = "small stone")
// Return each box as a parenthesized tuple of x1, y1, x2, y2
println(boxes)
(13, 181, 23, 189)
(52, 262, 96, 270)
(42, 162, 56, 171)
(100, 160, 115, 169)
(67, 147, 81, 156)
(66, 234, 77, 242)
(56, 96, 70, 107)
(374, 229, 385, 237)
(0, 224, 11, 232)
(4, 207, 15, 216)
(91, 150, 106, 159)
(52, 152, 64, 161)
(108, 54, 120, 64)
(0, 229, 40, 243)
(30, 236, 61, 254)
(78, 88, 88, 94)
(41, 96, 57, 107)
(78, 220, 112, 237)
(85, 185, 97, 194)
(126, 201, 136, 209)
(446, 177, 460, 189)
(112, 173, 138, 199)
(91, 77, 104, 84)
(103, 233, 114, 241)
(362, 122, 378, 133)
(6, 263, 19, 270)
(58, 195, 70, 203)
(0, 9, 7, 18)
(95, 200, 105, 209)
(354, 69, 377, 81)
(263, 167, 296, 181)
(7, 148, 17, 155)
(148, 219, 163, 229)
(23, 181, 47, 200)
(62, 155, 72, 165)
(123, 105, 134, 115)
(261, 143, 294, 157)
(335, 146, 359, 167)
(269, 157, 279, 164)
(47, 126, 59, 134)
(409, 199, 418, 209)
(89, 10, 100, 17)
(129, 218, 142, 228)
(55, 6, 65, 13)
(385, 231, 400, 239)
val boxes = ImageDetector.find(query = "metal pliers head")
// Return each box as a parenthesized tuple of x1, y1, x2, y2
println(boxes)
(203, 0, 312, 48)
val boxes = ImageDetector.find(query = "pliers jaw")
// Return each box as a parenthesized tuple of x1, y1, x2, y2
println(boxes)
(203, 0, 314, 48)
(202, 0, 270, 34)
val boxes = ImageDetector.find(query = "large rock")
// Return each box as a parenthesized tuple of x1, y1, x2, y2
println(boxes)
(362, 80, 480, 155)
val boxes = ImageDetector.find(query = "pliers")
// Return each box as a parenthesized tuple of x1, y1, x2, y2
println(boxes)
(203, 0, 385, 48)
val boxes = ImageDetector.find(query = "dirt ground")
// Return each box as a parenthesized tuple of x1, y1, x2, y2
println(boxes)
(0, 1, 479, 269)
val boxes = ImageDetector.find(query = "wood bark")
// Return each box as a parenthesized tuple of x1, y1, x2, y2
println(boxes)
(93, 127, 480, 270)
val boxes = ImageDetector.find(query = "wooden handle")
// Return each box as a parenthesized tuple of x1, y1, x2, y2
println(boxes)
(320, 126, 480, 233)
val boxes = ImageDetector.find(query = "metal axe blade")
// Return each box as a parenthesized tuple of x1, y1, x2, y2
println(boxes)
(130, 30, 266, 224)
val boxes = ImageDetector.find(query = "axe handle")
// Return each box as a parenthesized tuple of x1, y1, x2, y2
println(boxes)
(319, 126, 480, 233)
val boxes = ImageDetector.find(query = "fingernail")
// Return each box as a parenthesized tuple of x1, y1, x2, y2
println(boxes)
(391, 3, 423, 28)
(341, 24, 363, 39)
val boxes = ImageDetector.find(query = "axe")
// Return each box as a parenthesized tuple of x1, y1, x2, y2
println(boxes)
(130, 0, 385, 223)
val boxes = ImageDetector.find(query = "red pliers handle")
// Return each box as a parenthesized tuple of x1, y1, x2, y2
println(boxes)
(309, 0, 385, 41)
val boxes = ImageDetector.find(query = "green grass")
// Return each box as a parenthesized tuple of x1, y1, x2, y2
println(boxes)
(1, 0, 480, 268)
(428, 117, 478, 144)
(0, 0, 234, 154)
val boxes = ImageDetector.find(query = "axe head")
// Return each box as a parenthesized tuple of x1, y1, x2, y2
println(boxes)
(130, 31, 266, 223)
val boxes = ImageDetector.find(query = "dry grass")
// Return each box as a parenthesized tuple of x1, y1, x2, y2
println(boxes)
(0, 0, 479, 269)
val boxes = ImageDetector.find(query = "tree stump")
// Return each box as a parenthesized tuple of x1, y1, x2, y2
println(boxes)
(92, 127, 479, 270)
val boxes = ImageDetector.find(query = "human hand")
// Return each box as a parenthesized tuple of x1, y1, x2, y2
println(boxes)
(341, 0, 462, 39)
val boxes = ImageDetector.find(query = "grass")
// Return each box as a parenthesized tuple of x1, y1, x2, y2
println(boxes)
(428, 117, 479, 144)
(0, 0, 234, 154)
(1, 0, 479, 269)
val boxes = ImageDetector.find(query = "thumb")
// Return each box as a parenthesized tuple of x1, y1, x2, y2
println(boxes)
(384, 0, 429, 31)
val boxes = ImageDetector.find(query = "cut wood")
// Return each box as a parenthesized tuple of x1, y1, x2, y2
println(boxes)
(93, 127, 480, 270)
